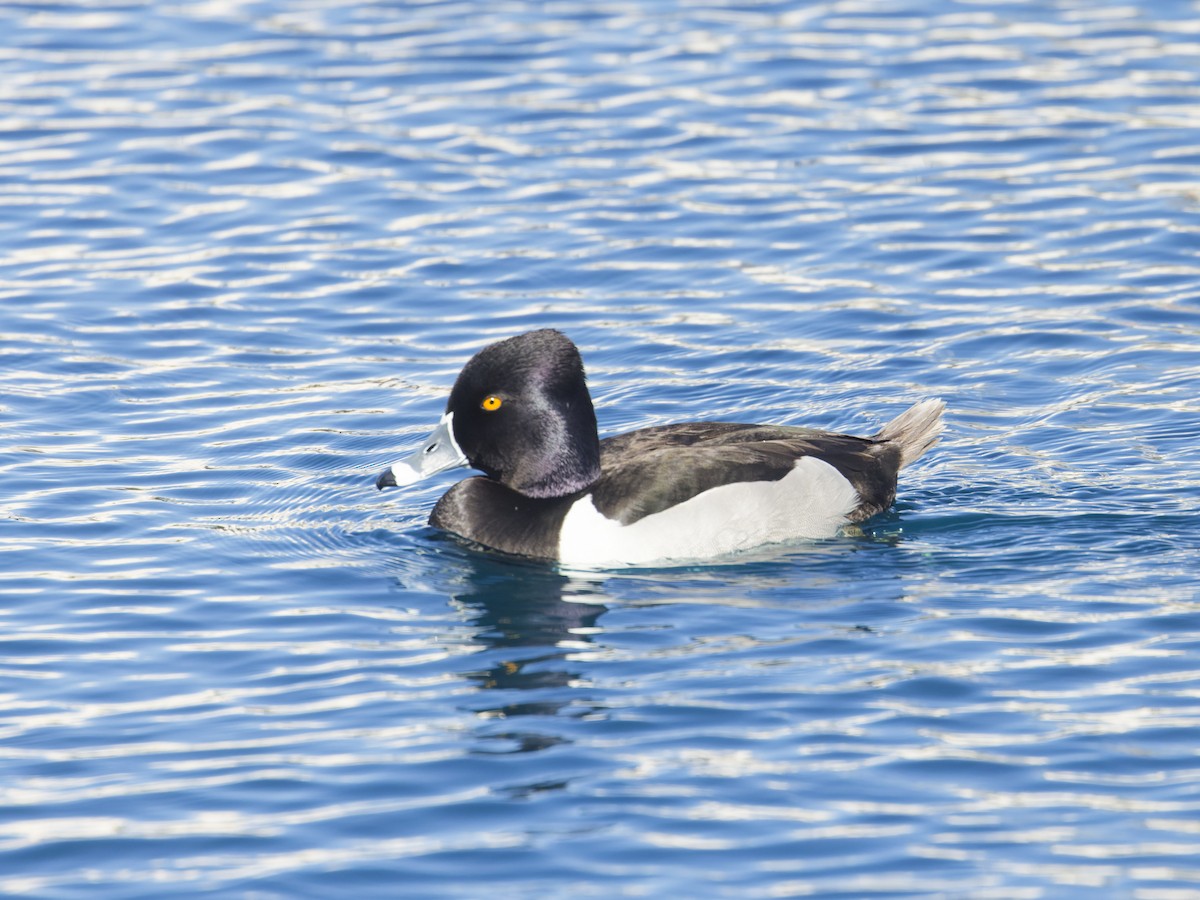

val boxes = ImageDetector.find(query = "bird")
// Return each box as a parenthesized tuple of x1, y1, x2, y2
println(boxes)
(376, 329, 943, 566)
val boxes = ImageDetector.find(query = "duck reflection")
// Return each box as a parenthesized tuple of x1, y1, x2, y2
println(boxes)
(438, 549, 608, 756)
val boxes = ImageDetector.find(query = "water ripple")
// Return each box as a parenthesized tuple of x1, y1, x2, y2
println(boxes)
(2, 0, 1200, 896)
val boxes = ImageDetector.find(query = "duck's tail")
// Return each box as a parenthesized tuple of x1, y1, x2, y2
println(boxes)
(874, 398, 945, 469)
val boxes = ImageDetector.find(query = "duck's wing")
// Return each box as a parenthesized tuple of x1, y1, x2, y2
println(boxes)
(594, 423, 902, 526)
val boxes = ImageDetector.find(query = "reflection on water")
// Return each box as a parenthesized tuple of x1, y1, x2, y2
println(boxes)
(453, 560, 607, 741)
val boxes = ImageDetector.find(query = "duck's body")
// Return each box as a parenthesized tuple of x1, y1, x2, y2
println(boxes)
(377, 330, 944, 566)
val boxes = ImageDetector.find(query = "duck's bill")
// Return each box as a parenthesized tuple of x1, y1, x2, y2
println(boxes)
(375, 413, 468, 490)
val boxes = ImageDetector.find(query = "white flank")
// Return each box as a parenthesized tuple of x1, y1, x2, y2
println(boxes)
(557, 456, 860, 567)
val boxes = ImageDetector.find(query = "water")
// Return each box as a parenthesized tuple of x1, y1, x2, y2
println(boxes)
(2, 0, 1199, 896)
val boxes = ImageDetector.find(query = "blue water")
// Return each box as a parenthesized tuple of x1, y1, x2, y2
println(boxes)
(2, 0, 1199, 896)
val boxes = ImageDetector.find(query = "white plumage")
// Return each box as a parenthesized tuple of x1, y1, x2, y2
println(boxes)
(557, 456, 860, 566)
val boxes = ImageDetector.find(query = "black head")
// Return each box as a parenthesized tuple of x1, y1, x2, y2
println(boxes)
(445, 329, 601, 498)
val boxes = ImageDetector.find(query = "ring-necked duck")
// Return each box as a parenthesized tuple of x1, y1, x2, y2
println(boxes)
(376, 329, 944, 566)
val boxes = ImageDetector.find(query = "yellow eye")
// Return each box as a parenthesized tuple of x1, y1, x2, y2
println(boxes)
(481, 394, 503, 412)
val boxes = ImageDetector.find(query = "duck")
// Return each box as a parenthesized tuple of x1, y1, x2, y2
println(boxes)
(376, 329, 944, 566)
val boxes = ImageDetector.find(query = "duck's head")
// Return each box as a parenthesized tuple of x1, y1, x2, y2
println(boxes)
(376, 329, 602, 498)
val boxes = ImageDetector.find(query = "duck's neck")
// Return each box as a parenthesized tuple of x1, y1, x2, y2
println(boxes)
(516, 454, 600, 498)
(509, 400, 601, 499)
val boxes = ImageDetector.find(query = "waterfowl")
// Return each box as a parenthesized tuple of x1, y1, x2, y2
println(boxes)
(376, 329, 943, 566)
